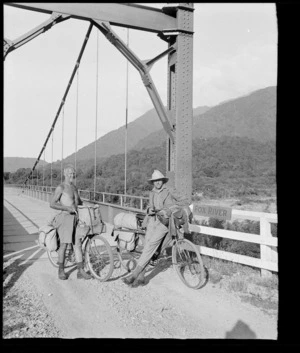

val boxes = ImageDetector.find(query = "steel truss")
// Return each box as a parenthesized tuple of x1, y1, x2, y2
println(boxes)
(4, 2, 194, 202)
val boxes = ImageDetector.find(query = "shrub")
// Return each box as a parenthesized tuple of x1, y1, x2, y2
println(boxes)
(192, 218, 261, 258)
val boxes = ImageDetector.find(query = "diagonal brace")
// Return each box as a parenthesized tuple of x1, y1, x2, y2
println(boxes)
(4, 12, 71, 60)
(142, 43, 177, 71)
(93, 19, 175, 143)
(24, 22, 94, 184)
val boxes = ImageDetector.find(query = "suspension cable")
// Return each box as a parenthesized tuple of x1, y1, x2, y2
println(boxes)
(75, 69, 79, 186)
(51, 128, 54, 188)
(61, 105, 65, 183)
(42, 149, 45, 188)
(94, 30, 99, 199)
(36, 164, 39, 186)
(124, 28, 129, 196)
(24, 23, 94, 185)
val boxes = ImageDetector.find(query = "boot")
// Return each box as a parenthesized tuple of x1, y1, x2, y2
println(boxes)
(122, 265, 144, 286)
(58, 262, 68, 280)
(131, 269, 146, 288)
(76, 262, 92, 280)
(149, 251, 160, 267)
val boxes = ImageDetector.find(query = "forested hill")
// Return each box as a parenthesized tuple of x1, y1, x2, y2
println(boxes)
(5, 86, 275, 172)
(6, 136, 276, 200)
(76, 136, 276, 198)
(4, 157, 47, 173)
(63, 86, 275, 163)
(62, 105, 210, 165)
(133, 86, 276, 150)
(192, 86, 276, 142)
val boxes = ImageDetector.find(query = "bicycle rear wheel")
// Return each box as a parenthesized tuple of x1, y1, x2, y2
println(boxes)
(172, 238, 205, 289)
(85, 235, 114, 281)
(47, 247, 75, 269)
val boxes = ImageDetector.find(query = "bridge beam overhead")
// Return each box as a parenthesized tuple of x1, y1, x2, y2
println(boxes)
(5, 3, 177, 33)
(5, 2, 194, 202)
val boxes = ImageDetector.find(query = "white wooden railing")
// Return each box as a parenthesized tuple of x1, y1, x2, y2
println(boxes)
(6, 184, 149, 210)
(191, 211, 277, 277)
(4, 184, 278, 277)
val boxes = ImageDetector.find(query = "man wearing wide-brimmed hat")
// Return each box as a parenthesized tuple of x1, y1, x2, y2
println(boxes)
(122, 169, 188, 288)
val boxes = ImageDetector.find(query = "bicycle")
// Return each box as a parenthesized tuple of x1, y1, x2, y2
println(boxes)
(113, 212, 206, 290)
(47, 206, 114, 282)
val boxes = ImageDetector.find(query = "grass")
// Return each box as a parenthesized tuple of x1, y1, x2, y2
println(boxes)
(228, 279, 248, 292)
(201, 255, 278, 309)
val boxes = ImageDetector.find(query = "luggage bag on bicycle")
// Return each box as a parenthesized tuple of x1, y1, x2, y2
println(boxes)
(38, 225, 58, 251)
(115, 230, 137, 251)
(77, 205, 106, 234)
(113, 212, 138, 251)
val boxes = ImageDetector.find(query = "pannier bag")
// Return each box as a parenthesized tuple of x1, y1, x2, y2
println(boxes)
(113, 212, 137, 230)
(75, 224, 90, 239)
(38, 225, 58, 251)
(114, 230, 137, 251)
(77, 205, 105, 234)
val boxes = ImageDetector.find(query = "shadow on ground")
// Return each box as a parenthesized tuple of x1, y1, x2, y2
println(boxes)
(225, 320, 257, 339)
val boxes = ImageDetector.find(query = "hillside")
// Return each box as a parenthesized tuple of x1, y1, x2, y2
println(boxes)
(133, 86, 276, 150)
(4, 157, 47, 173)
(6, 135, 276, 202)
(72, 136, 276, 199)
(192, 86, 276, 141)
(62, 106, 211, 165)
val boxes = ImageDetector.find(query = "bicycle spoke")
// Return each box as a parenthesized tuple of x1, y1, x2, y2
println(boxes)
(172, 239, 205, 289)
(86, 235, 114, 281)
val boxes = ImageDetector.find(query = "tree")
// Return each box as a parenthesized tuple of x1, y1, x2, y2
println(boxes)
(3, 172, 10, 181)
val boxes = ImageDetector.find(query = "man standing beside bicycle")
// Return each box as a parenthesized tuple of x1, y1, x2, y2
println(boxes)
(122, 169, 189, 288)
(50, 165, 92, 281)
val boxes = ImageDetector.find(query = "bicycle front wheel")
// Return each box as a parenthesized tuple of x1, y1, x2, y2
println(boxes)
(172, 238, 205, 289)
(85, 235, 114, 281)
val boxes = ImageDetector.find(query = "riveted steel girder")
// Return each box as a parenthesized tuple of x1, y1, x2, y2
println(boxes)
(6, 3, 177, 33)
(166, 4, 194, 203)
(93, 20, 175, 143)
(3, 12, 70, 60)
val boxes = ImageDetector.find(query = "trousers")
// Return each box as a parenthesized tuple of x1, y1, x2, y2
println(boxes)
(137, 216, 169, 270)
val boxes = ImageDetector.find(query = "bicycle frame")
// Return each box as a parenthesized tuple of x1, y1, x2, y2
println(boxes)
(63, 232, 99, 263)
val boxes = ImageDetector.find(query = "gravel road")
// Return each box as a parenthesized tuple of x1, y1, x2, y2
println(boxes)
(3, 248, 277, 339)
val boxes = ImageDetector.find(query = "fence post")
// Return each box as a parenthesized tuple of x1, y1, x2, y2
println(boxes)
(260, 217, 276, 277)
(140, 198, 143, 210)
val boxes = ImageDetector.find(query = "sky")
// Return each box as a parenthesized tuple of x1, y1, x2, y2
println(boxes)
(4, 3, 278, 163)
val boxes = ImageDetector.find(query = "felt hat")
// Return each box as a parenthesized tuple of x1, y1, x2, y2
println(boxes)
(148, 170, 168, 183)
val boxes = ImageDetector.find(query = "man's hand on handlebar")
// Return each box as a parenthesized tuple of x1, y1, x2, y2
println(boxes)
(148, 208, 157, 216)
(67, 206, 78, 215)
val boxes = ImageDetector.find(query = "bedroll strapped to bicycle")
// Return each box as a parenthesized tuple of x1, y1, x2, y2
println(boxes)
(38, 225, 58, 251)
